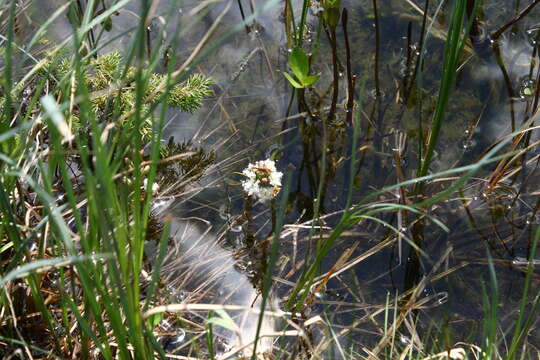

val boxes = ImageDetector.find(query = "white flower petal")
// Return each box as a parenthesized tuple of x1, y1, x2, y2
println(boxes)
(241, 158, 282, 201)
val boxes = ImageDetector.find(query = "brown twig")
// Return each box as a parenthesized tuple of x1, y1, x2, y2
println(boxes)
(490, 0, 540, 39)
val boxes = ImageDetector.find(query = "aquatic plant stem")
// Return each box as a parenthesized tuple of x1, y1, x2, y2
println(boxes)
(342, 8, 356, 127)
(372, 0, 381, 99)
(417, 0, 472, 179)
(251, 174, 291, 359)
(244, 194, 255, 247)
(370, 0, 384, 156)
(412, 0, 432, 171)
(326, 25, 339, 123)
(297, 0, 310, 47)
(236, 0, 250, 33)
(402, 21, 413, 102)
(284, 0, 296, 46)
(492, 42, 517, 132)
(403, 0, 427, 104)
(346, 83, 365, 211)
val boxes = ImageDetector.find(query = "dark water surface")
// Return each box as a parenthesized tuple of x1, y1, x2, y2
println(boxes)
(163, 0, 540, 352)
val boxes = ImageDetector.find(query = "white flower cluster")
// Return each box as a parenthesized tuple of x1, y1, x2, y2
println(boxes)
(241, 159, 283, 202)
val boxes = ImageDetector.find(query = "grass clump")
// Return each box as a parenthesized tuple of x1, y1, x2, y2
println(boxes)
(0, 3, 215, 356)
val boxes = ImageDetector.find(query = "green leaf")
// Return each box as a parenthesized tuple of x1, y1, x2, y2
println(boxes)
(206, 310, 238, 332)
(301, 73, 320, 86)
(324, 6, 341, 27)
(0, 254, 111, 287)
(215, 310, 235, 325)
(323, 0, 340, 9)
(288, 47, 309, 78)
(146, 313, 163, 330)
(283, 72, 304, 89)
(0, 241, 13, 254)
(41, 95, 73, 141)
(103, 17, 113, 32)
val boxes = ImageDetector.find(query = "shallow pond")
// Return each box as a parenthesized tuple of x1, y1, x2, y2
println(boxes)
(36, 0, 540, 357)
(159, 0, 540, 355)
